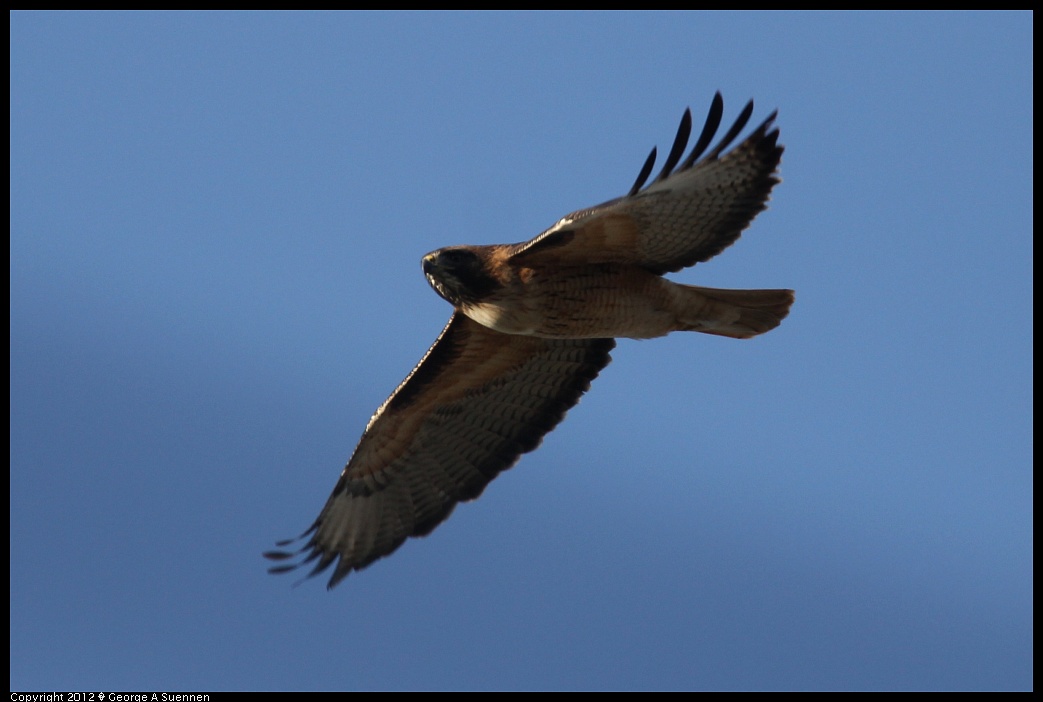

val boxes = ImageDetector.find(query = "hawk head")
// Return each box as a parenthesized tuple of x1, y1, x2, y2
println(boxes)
(422, 247, 499, 307)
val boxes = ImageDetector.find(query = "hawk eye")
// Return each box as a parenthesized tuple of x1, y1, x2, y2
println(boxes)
(440, 249, 473, 266)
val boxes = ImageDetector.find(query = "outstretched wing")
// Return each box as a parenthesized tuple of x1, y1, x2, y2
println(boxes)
(265, 313, 614, 588)
(510, 93, 783, 275)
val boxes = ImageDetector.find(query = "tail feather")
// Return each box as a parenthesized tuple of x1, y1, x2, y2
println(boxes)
(678, 285, 794, 339)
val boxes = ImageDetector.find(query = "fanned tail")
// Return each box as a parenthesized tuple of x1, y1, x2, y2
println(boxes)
(676, 285, 794, 339)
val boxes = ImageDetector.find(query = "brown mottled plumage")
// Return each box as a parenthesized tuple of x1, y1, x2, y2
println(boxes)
(265, 93, 793, 588)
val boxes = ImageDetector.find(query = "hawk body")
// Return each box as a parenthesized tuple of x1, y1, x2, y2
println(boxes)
(266, 93, 794, 588)
(428, 252, 790, 340)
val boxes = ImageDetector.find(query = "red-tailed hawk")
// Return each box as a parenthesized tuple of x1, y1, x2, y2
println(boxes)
(265, 93, 793, 588)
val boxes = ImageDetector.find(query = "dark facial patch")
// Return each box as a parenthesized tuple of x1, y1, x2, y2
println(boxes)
(423, 247, 500, 306)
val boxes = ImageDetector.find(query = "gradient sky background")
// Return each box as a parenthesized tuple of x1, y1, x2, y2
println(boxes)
(10, 11, 1031, 691)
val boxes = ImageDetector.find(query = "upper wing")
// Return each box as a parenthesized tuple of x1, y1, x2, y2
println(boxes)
(509, 93, 783, 275)
(265, 313, 614, 588)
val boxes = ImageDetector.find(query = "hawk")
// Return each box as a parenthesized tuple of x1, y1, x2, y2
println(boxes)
(265, 93, 794, 588)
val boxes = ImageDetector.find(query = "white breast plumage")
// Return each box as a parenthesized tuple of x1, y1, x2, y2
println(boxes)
(463, 301, 535, 335)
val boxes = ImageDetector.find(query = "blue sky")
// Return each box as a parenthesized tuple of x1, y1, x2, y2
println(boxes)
(10, 11, 1031, 691)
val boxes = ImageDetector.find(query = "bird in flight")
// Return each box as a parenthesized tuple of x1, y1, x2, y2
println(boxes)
(265, 93, 793, 588)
